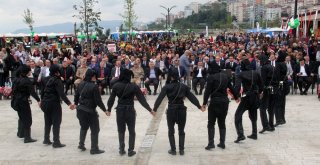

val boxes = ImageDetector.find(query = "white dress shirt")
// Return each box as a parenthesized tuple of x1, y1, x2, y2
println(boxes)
(300, 65, 307, 76)
(197, 68, 203, 78)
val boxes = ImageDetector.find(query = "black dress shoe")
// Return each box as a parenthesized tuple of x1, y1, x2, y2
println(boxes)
(90, 149, 105, 155)
(128, 151, 136, 157)
(303, 92, 308, 95)
(179, 150, 185, 155)
(24, 138, 37, 143)
(259, 128, 267, 134)
(205, 144, 215, 150)
(78, 145, 86, 151)
(52, 143, 66, 148)
(217, 143, 225, 149)
(234, 136, 246, 143)
(267, 127, 275, 132)
(247, 134, 257, 140)
(17, 133, 24, 138)
(119, 150, 126, 156)
(168, 150, 177, 155)
(43, 139, 53, 145)
(274, 123, 281, 127)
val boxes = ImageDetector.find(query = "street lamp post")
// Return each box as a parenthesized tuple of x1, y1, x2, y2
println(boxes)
(160, 5, 177, 29)
(293, 0, 298, 38)
(161, 13, 168, 29)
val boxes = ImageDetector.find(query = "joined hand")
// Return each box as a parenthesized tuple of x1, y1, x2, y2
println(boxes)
(201, 105, 206, 112)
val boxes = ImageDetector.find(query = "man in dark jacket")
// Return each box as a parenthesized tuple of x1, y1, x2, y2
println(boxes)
(153, 68, 202, 156)
(192, 61, 207, 95)
(259, 54, 277, 133)
(202, 62, 237, 150)
(74, 69, 108, 155)
(60, 60, 74, 95)
(107, 69, 155, 157)
(41, 64, 75, 148)
(234, 57, 263, 143)
(144, 62, 162, 95)
(11, 64, 40, 143)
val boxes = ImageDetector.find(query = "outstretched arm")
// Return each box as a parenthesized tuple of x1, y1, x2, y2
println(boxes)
(186, 88, 201, 109)
(153, 86, 167, 112)
(107, 87, 117, 112)
(135, 85, 152, 112)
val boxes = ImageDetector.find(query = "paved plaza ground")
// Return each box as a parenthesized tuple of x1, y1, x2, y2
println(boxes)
(0, 92, 319, 165)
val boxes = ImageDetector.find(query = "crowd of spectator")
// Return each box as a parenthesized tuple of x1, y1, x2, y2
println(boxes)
(0, 32, 319, 100)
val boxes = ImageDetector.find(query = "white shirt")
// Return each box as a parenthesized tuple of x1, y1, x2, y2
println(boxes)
(300, 65, 307, 76)
(15, 51, 27, 64)
(115, 67, 120, 78)
(205, 63, 208, 69)
(45, 67, 50, 77)
(175, 66, 181, 77)
(197, 68, 203, 78)
(271, 60, 276, 67)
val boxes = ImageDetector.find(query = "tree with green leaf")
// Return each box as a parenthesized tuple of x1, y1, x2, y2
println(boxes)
(120, 0, 138, 31)
(23, 8, 35, 42)
(73, 0, 102, 41)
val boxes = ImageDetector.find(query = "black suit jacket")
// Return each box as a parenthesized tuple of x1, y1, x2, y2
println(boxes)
(95, 67, 111, 79)
(192, 67, 207, 79)
(216, 61, 225, 69)
(295, 65, 311, 76)
(225, 62, 238, 72)
(60, 66, 74, 80)
(141, 60, 149, 69)
(144, 67, 162, 80)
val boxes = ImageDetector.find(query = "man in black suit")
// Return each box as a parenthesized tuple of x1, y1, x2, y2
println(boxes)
(60, 60, 74, 95)
(144, 62, 162, 95)
(192, 61, 207, 95)
(141, 55, 149, 70)
(225, 55, 238, 72)
(110, 60, 122, 88)
(96, 61, 111, 95)
(215, 56, 225, 70)
(166, 58, 186, 84)
(295, 59, 312, 95)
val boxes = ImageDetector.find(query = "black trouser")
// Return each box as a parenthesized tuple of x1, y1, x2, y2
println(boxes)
(110, 78, 119, 89)
(42, 102, 62, 144)
(235, 94, 259, 138)
(274, 88, 286, 123)
(298, 76, 311, 93)
(16, 99, 32, 138)
(116, 105, 136, 152)
(145, 78, 159, 93)
(207, 99, 229, 144)
(260, 88, 276, 129)
(17, 119, 24, 137)
(77, 109, 100, 150)
(167, 105, 187, 151)
(97, 79, 108, 94)
(192, 77, 206, 93)
(63, 79, 73, 93)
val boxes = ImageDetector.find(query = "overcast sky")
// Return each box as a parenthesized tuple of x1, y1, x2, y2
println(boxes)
(0, 0, 211, 33)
